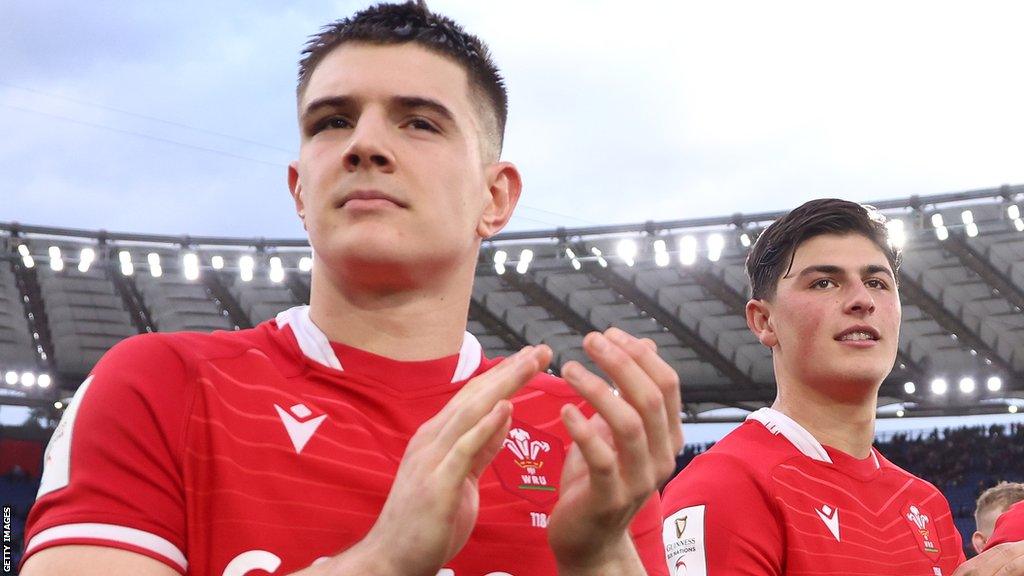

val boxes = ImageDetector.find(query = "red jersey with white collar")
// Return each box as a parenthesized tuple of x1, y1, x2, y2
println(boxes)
(986, 501, 1024, 549)
(661, 408, 965, 576)
(23, 306, 666, 576)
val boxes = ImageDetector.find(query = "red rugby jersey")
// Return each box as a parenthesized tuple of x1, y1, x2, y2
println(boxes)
(986, 501, 1024, 549)
(661, 408, 964, 576)
(22, 305, 666, 576)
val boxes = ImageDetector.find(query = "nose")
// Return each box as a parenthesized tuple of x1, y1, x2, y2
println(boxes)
(342, 114, 395, 173)
(844, 282, 876, 316)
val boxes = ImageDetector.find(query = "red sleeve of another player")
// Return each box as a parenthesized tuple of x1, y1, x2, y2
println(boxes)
(21, 333, 192, 575)
(631, 492, 670, 575)
(986, 501, 1024, 549)
(661, 453, 783, 576)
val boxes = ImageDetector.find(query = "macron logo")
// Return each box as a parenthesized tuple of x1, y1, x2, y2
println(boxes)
(815, 504, 841, 542)
(274, 403, 327, 454)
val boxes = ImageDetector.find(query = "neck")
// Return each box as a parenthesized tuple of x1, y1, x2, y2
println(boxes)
(771, 374, 878, 459)
(307, 258, 476, 361)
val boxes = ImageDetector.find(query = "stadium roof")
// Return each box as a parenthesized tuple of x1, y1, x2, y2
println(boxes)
(2, 184, 1023, 423)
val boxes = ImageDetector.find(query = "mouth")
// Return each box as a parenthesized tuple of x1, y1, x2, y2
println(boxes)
(834, 326, 881, 342)
(336, 190, 408, 209)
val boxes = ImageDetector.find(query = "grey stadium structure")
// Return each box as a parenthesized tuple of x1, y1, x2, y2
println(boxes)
(2, 184, 1024, 436)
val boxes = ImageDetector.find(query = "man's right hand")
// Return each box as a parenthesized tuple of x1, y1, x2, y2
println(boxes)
(952, 541, 1024, 576)
(319, 345, 553, 576)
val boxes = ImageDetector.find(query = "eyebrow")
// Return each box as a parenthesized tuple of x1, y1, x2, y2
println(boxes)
(300, 95, 456, 124)
(788, 264, 895, 281)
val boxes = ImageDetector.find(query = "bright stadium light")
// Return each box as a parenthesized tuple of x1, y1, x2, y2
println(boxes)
(961, 210, 974, 225)
(1011, 405, 1019, 414)
(493, 250, 507, 275)
(119, 251, 134, 276)
(679, 235, 698, 266)
(1015, 219, 1024, 232)
(958, 377, 976, 394)
(239, 255, 255, 282)
(148, 253, 163, 278)
(986, 376, 1002, 392)
(516, 249, 533, 275)
(21, 372, 35, 387)
(565, 248, 581, 271)
(4, 371, 17, 385)
(707, 233, 725, 262)
(54, 401, 63, 409)
(1009, 205, 1021, 220)
(930, 378, 948, 395)
(38, 374, 51, 388)
(617, 239, 637, 267)
(18, 245, 36, 269)
(269, 257, 285, 283)
(740, 233, 752, 248)
(183, 253, 200, 281)
(931, 213, 948, 241)
(931, 213, 944, 228)
(78, 248, 95, 273)
(896, 409, 905, 418)
(298, 256, 313, 272)
(590, 246, 608, 268)
(653, 239, 670, 268)
(904, 381, 916, 394)
(886, 219, 906, 249)
(48, 246, 64, 272)
(965, 222, 979, 238)
(211, 255, 225, 270)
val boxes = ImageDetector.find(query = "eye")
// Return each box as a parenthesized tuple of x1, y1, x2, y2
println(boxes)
(312, 115, 351, 134)
(406, 117, 439, 132)
(811, 278, 837, 289)
(866, 278, 889, 290)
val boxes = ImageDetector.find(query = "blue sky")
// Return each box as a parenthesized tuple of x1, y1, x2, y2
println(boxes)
(3, 1, 1024, 239)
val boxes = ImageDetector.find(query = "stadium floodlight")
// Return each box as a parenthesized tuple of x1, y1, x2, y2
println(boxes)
(885, 219, 906, 249)
(48, 246, 64, 272)
(239, 255, 255, 282)
(18, 244, 30, 257)
(211, 255, 225, 270)
(54, 401, 63, 410)
(183, 253, 200, 281)
(1009, 205, 1021, 220)
(740, 233, 752, 248)
(958, 377, 976, 394)
(896, 409, 905, 418)
(590, 247, 608, 268)
(935, 226, 949, 241)
(269, 257, 285, 283)
(965, 222, 979, 238)
(903, 381, 916, 394)
(4, 371, 17, 385)
(1015, 219, 1024, 232)
(298, 256, 313, 273)
(653, 239, 670, 268)
(707, 233, 725, 262)
(493, 250, 507, 275)
(18, 244, 35, 269)
(986, 376, 1002, 392)
(78, 248, 96, 273)
(1011, 405, 1019, 414)
(148, 253, 163, 278)
(119, 250, 134, 276)
(617, 239, 637, 267)
(960, 210, 974, 225)
(678, 235, 698, 266)
(21, 372, 35, 387)
(930, 378, 948, 395)
(564, 248, 581, 271)
(38, 374, 51, 388)
(516, 249, 534, 275)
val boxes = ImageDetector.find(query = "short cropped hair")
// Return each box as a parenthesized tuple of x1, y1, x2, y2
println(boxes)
(745, 198, 902, 301)
(297, 1, 508, 159)
(975, 481, 1024, 524)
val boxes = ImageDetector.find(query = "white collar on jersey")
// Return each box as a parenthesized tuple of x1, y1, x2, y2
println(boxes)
(274, 305, 483, 383)
(746, 407, 880, 469)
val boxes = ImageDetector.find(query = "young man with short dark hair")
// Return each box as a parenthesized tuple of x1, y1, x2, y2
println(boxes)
(661, 198, 965, 575)
(21, 3, 681, 575)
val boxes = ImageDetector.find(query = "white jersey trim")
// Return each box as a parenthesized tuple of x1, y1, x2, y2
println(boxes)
(25, 522, 188, 571)
(275, 305, 482, 383)
(746, 407, 880, 469)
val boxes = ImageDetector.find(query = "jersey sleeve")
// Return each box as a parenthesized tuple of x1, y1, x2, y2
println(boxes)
(21, 333, 193, 574)
(986, 501, 1024, 549)
(631, 491, 669, 575)
(661, 453, 783, 576)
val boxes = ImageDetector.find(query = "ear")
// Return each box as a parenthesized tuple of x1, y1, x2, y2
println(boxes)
(746, 298, 778, 348)
(972, 531, 987, 555)
(287, 160, 306, 230)
(477, 161, 522, 239)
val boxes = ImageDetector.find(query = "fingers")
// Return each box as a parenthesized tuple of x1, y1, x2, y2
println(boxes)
(561, 404, 617, 491)
(440, 399, 512, 481)
(953, 541, 1024, 576)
